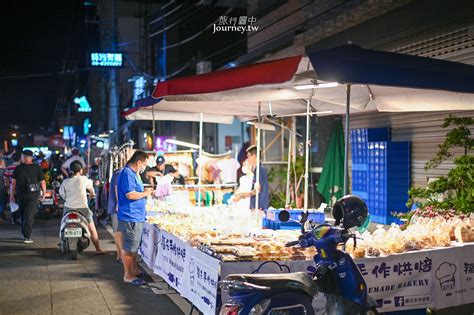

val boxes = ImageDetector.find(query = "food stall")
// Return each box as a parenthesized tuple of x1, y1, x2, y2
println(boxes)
(124, 45, 474, 314)
(139, 209, 474, 314)
(122, 108, 244, 207)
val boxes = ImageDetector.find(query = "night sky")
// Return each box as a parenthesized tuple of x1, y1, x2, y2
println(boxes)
(0, 0, 86, 130)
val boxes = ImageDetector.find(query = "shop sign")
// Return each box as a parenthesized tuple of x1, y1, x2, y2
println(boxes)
(139, 224, 157, 268)
(141, 223, 474, 314)
(155, 136, 176, 153)
(187, 250, 220, 314)
(90, 52, 123, 67)
(153, 230, 189, 292)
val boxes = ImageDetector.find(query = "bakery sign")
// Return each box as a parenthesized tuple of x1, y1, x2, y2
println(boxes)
(187, 249, 220, 315)
(148, 225, 220, 315)
(142, 223, 474, 314)
(139, 224, 155, 268)
(153, 230, 189, 291)
(355, 245, 474, 311)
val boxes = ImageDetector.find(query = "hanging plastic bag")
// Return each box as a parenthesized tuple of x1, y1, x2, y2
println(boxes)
(10, 201, 19, 213)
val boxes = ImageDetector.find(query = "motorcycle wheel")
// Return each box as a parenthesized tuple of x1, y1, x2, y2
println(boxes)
(366, 307, 379, 315)
(42, 207, 51, 220)
(61, 240, 68, 253)
(70, 250, 78, 260)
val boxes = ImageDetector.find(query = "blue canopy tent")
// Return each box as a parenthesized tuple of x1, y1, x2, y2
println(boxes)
(307, 44, 474, 194)
(308, 44, 474, 94)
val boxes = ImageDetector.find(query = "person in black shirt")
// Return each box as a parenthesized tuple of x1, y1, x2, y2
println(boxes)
(140, 155, 186, 186)
(10, 150, 46, 243)
(141, 156, 167, 186)
(140, 156, 163, 185)
(168, 166, 185, 186)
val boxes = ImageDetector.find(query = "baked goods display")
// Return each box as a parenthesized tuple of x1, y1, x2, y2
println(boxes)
(147, 203, 473, 262)
(346, 213, 474, 258)
(197, 236, 316, 262)
(147, 207, 318, 262)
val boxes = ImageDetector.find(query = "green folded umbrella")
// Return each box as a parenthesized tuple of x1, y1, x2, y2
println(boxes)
(317, 121, 345, 206)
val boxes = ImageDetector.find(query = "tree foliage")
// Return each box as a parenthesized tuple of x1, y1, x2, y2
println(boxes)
(407, 115, 474, 214)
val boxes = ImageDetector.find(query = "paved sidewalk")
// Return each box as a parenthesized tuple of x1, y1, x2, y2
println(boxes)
(0, 217, 183, 315)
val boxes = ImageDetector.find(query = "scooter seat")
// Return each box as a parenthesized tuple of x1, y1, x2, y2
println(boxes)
(225, 272, 315, 295)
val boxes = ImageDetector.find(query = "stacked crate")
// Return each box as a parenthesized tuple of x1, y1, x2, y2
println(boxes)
(350, 128, 391, 205)
(350, 128, 410, 224)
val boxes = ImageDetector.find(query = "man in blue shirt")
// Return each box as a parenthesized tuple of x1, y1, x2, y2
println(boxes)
(246, 145, 270, 210)
(117, 150, 154, 285)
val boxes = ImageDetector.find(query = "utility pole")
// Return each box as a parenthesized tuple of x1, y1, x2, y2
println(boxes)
(100, 0, 119, 145)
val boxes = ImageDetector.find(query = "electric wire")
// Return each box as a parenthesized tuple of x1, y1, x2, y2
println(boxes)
(161, 0, 348, 78)
(198, 0, 349, 65)
(157, 0, 348, 78)
(149, 2, 182, 24)
(149, 4, 206, 38)
(161, 8, 233, 50)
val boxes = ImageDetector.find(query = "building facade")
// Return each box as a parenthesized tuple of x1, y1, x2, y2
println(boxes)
(237, 0, 474, 198)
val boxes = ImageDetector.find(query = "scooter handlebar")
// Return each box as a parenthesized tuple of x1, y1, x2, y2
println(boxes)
(285, 240, 300, 247)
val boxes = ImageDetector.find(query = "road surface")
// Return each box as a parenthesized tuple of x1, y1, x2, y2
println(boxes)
(0, 216, 185, 315)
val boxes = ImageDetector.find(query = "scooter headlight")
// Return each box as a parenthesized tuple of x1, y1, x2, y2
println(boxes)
(249, 299, 271, 315)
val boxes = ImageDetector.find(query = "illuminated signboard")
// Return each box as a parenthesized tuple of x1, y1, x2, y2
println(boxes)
(83, 118, 91, 135)
(73, 96, 92, 112)
(90, 52, 123, 67)
(63, 126, 75, 140)
(155, 136, 177, 154)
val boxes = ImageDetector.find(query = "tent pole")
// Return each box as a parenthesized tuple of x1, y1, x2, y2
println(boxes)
(198, 113, 203, 208)
(152, 107, 156, 138)
(285, 128, 291, 207)
(344, 84, 351, 196)
(304, 99, 310, 211)
(255, 103, 261, 211)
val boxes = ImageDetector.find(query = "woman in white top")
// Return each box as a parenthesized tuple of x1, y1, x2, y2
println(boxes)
(59, 161, 105, 254)
(231, 160, 253, 209)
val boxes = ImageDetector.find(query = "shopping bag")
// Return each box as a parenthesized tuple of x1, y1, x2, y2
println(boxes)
(10, 201, 19, 213)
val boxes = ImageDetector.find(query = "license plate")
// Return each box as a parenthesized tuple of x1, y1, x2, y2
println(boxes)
(42, 199, 54, 205)
(64, 228, 82, 237)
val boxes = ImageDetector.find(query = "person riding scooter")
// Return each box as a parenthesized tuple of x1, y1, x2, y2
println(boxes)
(59, 161, 105, 255)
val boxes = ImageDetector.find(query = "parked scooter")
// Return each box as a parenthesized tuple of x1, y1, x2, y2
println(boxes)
(39, 189, 57, 219)
(219, 195, 378, 315)
(59, 209, 91, 260)
(52, 173, 65, 215)
(89, 165, 107, 221)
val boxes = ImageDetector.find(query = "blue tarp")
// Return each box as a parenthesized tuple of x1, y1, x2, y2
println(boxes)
(135, 96, 161, 108)
(308, 44, 474, 94)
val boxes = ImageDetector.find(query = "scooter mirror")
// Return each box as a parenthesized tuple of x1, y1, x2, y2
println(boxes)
(278, 210, 291, 223)
(301, 211, 309, 222)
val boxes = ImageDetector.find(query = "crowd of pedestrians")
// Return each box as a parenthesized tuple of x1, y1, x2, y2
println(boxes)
(0, 147, 151, 285)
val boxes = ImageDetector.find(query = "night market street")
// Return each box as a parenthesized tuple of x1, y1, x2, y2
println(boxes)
(1, 1, 474, 314)
(0, 218, 186, 315)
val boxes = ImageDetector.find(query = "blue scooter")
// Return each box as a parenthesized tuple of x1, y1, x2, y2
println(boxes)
(219, 195, 379, 315)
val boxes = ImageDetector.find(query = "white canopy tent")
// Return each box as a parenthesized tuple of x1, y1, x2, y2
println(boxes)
(126, 46, 474, 210)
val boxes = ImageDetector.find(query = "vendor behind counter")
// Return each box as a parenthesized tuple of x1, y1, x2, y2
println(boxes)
(140, 156, 185, 186)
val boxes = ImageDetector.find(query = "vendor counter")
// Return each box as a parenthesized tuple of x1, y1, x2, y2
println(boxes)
(139, 222, 474, 314)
